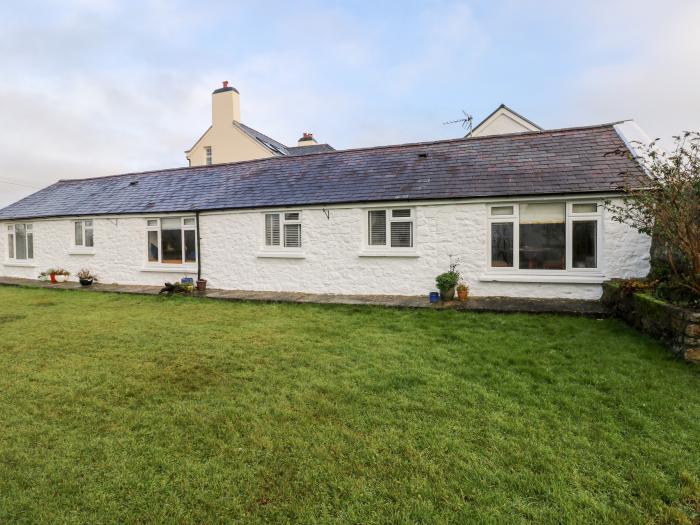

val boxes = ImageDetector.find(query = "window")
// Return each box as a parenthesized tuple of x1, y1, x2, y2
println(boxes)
(74, 220, 94, 248)
(146, 217, 196, 264)
(367, 208, 414, 249)
(205, 146, 212, 166)
(265, 212, 302, 248)
(487, 202, 601, 272)
(7, 224, 33, 260)
(519, 203, 566, 270)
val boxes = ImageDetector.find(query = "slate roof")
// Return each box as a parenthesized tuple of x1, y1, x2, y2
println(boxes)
(0, 123, 645, 220)
(286, 144, 336, 155)
(235, 122, 334, 157)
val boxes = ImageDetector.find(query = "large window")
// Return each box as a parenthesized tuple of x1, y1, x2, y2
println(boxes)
(367, 208, 414, 249)
(146, 217, 196, 264)
(74, 220, 94, 248)
(265, 212, 302, 248)
(487, 202, 601, 272)
(7, 223, 34, 260)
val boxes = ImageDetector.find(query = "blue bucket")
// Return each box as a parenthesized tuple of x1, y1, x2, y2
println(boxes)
(429, 292, 440, 303)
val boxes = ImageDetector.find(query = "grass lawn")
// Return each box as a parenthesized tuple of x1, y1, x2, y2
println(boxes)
(1, 287, 699, 524)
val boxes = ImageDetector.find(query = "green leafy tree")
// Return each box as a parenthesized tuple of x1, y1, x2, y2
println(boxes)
(607, 132, 700, 298)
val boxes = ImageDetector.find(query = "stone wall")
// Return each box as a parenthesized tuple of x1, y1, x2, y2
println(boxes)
(0, 198, 651, 299)
(602, 281, 700, 363)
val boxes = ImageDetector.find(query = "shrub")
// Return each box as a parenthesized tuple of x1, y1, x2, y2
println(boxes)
(607, 132, 700, 300)
(436, 263, 460, 292)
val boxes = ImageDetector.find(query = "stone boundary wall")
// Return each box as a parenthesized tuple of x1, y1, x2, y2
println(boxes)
(602, 281, 700, 363)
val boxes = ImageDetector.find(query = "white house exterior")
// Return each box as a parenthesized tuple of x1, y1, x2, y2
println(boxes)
(0, 122, 651, 300)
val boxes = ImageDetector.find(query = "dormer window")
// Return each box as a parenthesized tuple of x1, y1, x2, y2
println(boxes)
(205, 146, 212, 165)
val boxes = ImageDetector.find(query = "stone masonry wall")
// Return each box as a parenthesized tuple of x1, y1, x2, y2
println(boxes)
(0, 199, 651, 299)
(602, 281, 700, 363)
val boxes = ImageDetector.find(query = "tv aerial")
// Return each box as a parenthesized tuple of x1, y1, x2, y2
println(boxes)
(444, 110, 474, 135)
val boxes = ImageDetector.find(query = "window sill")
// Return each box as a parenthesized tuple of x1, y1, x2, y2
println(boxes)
(3, 260, 37, 268)
(140, 264, 198, 273)
(256, 252, 306, 259)
(479, 273, 606, 284)
(68, 249, 96, 256)
(359, 251, 419, 258)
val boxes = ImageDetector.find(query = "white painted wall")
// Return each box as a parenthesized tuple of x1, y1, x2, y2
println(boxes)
(0, 198, 651, 299)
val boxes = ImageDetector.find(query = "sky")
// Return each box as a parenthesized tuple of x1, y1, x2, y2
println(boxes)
(1, 0, 699, 207)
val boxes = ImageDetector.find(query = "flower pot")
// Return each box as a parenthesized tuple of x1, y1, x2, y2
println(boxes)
(79, 278, 93, 286)
(55, 274, 67, 283)
(439, 286, 456, 301)
(196, 279, 208, 292)
(429, 291, 440, 304)
(457, 289, 468, 302)
(50, 273, 57, 283)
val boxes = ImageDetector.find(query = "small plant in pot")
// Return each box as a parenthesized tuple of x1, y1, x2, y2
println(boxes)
(435, 263, 460, 301)
(457, 282, 469, 302)
(77, 269, 97, 286)
(47, 268, 70, 283)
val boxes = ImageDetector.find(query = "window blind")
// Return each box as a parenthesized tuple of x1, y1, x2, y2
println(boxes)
(390, 221, 413, 247)
(265, 214, 280, 246)
(284, 224, 301, 248)
(368, 210, 386, 245)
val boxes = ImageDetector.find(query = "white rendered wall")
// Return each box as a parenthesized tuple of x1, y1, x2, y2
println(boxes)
(0, 200, 651, 299)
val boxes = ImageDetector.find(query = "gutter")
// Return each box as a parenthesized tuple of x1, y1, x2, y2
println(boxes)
(195, 211, 202, 281)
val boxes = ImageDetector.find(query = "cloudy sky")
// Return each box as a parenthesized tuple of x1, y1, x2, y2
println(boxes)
(1, 0, 698, 207)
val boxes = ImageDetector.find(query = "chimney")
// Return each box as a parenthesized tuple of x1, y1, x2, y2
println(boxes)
(297, 132, 318, 147)
(212, 81, 240, 127)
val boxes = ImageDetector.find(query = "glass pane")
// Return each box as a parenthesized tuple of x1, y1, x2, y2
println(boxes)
(84, 220, 93, 227)
(148, 231, 159, 262)
(573, 221, 597, 268)
(368, 210, 386, 246)
(390, 222, 413, 247)
(8, 234, 13, 258)
(160, 217, 181, 230)
(572, 203, 597, 213)
(161, 228, 183, 263)
(85, 228, 94, 248)
(265, 214, 280, 246)
(491, 223, 513, 267)
(519, 203, 565, 270)
(392, 209, 411, 218)
(284, 224, 301, 247)
(184, 230, 196, 262)
(15, 224, 26, 259)
(75, 221, 83, 245)
(183, 218, 195, 226)
(284, 212, 300, 221)
(147, 219, 158, 227)
(27, 233, 33, 259)
(491, 206, 514, 216)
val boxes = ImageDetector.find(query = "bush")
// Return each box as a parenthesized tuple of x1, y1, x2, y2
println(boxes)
(436, 263, 460, 291)
(607, 132, 700, 302)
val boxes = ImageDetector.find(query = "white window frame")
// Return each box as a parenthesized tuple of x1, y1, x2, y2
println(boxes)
(361, 207, 417, 256)
(73, 219, 94, 250)
(145, 217, 197, 266)
(6, 223, 34, 261)
(485, 200, 603, 278)
(258, 211, 305, 258)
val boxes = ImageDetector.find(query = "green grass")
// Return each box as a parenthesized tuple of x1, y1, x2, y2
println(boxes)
(0, 287, 699, 524)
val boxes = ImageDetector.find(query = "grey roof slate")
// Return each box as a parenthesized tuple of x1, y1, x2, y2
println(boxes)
(286, 144, 335, 155)
(0, 124, 645, 220)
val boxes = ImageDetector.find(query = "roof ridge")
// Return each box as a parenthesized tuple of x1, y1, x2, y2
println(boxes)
(57, 121, 626, 184)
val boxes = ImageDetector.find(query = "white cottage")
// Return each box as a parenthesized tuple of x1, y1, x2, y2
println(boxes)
(0, 121, 651, 299)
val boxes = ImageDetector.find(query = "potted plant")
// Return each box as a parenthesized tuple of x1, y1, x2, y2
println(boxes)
(196, 278, 208, 292)
(77, 269, 97, 286)
(53, 269, 70, 283)
(457, 282, 469, 302)
(435, 263, 460, 301)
